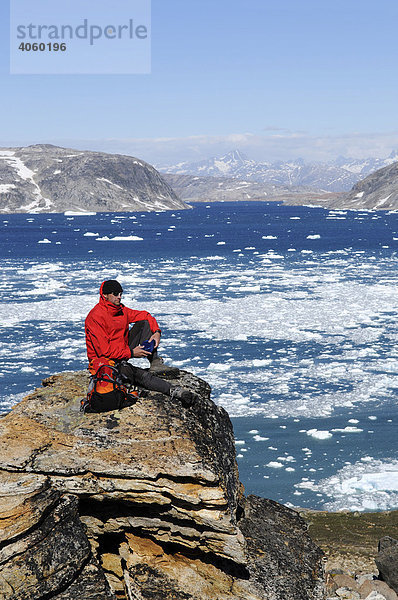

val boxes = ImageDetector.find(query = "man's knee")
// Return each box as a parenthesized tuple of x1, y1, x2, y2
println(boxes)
(128, 320, 152, 346)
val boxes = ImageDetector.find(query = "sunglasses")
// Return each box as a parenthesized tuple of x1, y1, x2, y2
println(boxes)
(111, 291, 123, 296)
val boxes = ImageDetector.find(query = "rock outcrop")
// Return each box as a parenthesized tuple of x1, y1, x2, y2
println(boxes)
(0, 472, 114, 599)
(338, 161, 398, 210)
(0, 369, 325, 599)
(376, 537, 398, 595)
(0, 144, 188, 213)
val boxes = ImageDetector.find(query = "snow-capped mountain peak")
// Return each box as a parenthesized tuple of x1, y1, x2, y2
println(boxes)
(159, 149, 398, 193)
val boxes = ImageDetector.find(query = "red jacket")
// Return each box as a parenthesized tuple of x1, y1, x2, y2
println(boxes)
(85, 282, 160, 370)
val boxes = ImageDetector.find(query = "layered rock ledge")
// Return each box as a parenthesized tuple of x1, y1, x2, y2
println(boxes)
(0, 369, 325, 599)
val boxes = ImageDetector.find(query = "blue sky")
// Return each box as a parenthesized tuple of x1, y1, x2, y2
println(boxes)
(1, 0, 398, 164)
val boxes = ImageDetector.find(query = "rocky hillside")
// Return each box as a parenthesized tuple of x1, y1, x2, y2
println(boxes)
(163, 173, 342, 206)
(0, 369, 325, 600)
(162, 173, 317, 202)
(164, 158, 398, 211)
(0, 144, 188, 214)
(336, 160, 398, 210)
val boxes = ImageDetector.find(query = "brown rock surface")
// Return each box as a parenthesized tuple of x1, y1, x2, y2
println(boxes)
(360, 579, 398, 600)
(326, 574, 360, 595)
(0, 472, 114, 599)
(0, 369, 325, 599)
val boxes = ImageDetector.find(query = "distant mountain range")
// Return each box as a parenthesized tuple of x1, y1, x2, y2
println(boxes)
(159, 149, 398, 193)
(2, 144, 398, 214)
(0, 144, 188, 214)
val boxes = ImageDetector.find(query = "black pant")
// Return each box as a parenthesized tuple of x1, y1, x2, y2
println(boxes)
(118, 361, 171, 395)
(120, 321, 169, 395)
(128, 320, 159, 363)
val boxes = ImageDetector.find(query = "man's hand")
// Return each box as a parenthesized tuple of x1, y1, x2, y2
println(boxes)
(132, 345, 152, 358)
(148, 331, 161, 349)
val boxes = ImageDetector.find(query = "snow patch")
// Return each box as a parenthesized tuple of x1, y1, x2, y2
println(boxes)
(0, 184, 16, 193)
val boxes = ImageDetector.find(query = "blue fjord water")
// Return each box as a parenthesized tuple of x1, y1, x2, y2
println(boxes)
(0, 201, 397, 512)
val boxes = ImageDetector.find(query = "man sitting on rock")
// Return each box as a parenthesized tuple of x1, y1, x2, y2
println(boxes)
(85, 280, 197, 407)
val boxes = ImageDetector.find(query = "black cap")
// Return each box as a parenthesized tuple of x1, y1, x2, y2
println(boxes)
(102, 280, 123, 295)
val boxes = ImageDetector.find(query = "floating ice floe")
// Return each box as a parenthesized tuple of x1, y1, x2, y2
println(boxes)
(38, 238, 51, 244)
(306, 234, 321, 239)
(302, 459, 398, 511)
(96, 235, 144, 241)
(331, 426, 363, 433)
(252, 359, 272, 367)
(203, 256, 226, 260)
(227, 285, 261, 293)
(306, 429, 333, 440)
(64, 211, 96, 216)
(207, 363, 231, 371)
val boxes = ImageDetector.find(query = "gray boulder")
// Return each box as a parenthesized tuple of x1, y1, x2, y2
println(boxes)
(376, 537, 398, 594)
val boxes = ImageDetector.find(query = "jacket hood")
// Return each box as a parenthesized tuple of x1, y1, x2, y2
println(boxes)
(99, 281, 124, 314)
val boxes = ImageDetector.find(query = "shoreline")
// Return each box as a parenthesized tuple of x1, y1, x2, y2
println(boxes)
(1, 197, 398, 214)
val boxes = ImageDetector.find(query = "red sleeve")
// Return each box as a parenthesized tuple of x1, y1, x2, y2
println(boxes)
(124, 308, 161, 333)
(85, 313, 131, 363)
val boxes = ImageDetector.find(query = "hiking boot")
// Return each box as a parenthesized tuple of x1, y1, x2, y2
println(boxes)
(170, 386, 199, 408)
(149, 356, 173, 372)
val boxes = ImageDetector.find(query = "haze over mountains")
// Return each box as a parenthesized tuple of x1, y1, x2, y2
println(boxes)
(0, 144, 187, 214)
(159, 149, 398, 193)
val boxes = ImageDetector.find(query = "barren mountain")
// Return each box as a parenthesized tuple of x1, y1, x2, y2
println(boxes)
(0, 144, 188, 214)
(336, 160, 398, 210)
